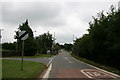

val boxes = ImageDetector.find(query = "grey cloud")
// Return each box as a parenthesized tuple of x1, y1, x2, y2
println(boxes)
(56, 34, 73, 44)
(2, 1, 118, 43)
(2, 2, 66, 27)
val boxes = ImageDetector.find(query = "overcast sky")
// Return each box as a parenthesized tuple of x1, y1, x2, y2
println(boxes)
(1, 0, 120, 44)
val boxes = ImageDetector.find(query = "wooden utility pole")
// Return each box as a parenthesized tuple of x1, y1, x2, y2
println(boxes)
(73, 35, 74, 43)
(118, 1, 120, 11)
(53, 32, 56, 45)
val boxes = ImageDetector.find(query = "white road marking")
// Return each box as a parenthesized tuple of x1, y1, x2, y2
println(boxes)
(81, 70, 93, 78)
(42, 63, 52, 78)
(68, 61, 73, 63)
(98, 70, 117, 78)
(71, 56, 119, 78)
(86, 72, 103, 77)
(49, 58, 51, 60)
(64, 57, 73, 63)
(64, 57, 68, 60)
(86, 72, 94, 76)
(81, 69, 117, 79)
(93, 72, 101, 76)
(47, 57, 54, 67)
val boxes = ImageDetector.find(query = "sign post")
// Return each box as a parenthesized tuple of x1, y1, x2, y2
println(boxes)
(21, 40, 24, 70)
(18, 30, 28, 70)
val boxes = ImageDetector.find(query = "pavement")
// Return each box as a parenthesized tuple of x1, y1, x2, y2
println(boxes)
(43, 50, 120, 80)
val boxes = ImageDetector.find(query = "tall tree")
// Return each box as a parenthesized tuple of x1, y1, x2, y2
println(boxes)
(35, 31, 53, 54)
(15, 19, 37, 56)
(73, 5, 120, 69)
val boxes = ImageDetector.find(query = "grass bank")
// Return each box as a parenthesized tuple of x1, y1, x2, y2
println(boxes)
(71, 54, 120, 75)
(2, 59, 47, 79)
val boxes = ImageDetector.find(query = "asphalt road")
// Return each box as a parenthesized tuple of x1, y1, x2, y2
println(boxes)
(47, 50, 120, 80)
(3, 50, 120, 80)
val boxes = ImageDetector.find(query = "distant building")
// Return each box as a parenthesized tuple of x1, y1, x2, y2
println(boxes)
(118, 1, 120, 11)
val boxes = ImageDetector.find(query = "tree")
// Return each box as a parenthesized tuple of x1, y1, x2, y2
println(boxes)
(2, 42, 17, 51)
(35, 31, 53, 54)
(64, 43, 73, 51)
(73, 5, 120, 69)
(55, 43, 62, 51)
(14, 19, 37, 56)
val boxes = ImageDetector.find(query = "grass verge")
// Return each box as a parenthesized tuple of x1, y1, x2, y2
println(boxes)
(2, 59, 47, 79)
(4, 54, 54, 59)
(71, 54, 120, 75)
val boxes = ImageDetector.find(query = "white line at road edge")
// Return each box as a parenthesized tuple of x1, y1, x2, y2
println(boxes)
(47, 56, 54, 67)
(71, 55, 120, 78)
(42, 63, 52, 78)
(42, 56, 55, 79)
(81, 70, 93, 78)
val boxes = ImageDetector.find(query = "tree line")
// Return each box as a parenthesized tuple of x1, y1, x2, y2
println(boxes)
(2, 19, 61, 56)
(72, 6, 120, 70)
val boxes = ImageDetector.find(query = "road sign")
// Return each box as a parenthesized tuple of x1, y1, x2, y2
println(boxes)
(18, 30, 28, 70)
(19, 30, 28, 40)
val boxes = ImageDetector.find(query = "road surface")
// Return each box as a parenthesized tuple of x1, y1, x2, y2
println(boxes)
(45, 50, 120, 80)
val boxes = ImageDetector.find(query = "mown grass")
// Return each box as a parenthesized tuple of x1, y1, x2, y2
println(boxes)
(25, 54, 54, 58)
(71, 54, 120, 75)
(2, 59, 47, 79)
(0, 49, 12, 52)
(4, 54, 54, 59)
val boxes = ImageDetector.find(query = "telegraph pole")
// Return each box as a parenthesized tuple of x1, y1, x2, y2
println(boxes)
(118, 1, 120, 12)
(51, 32, 56, 54)
(53, 32, 55, 45)
(73, 35, 74, 43)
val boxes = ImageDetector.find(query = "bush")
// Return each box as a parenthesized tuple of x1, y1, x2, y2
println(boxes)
(2, 50, 20, 57)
